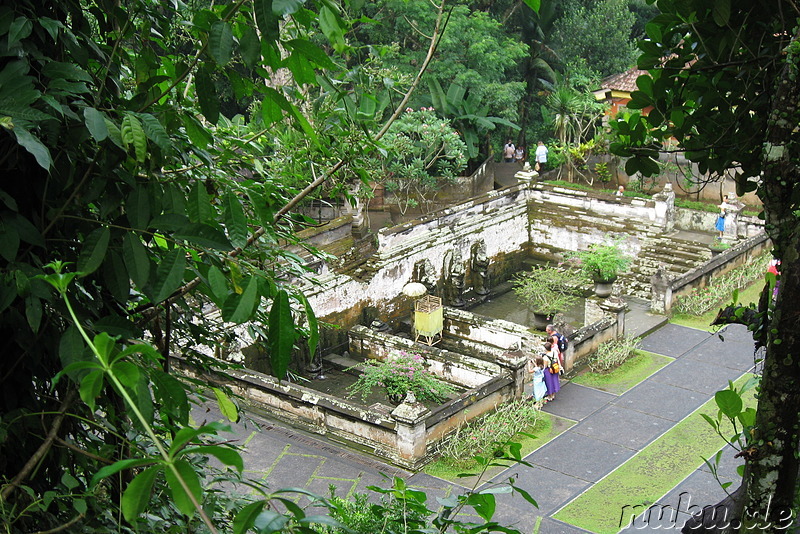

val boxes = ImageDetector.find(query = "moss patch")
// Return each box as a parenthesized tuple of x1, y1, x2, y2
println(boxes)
(553, 375, 757, 534)
(572, 351, 673, 395)
(424, 412, 574, 486)
(670, 281, 765, 332)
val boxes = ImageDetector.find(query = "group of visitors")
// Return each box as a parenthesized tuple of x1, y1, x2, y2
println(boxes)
(526, 324, 565, 405)
(503, 140, 549, 171)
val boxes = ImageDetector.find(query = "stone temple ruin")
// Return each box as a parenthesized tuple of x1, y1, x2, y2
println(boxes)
(179, 175, 768, 469)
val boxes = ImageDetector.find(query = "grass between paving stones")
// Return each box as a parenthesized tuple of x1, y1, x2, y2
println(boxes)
(424, 412, 574, 485)
(571, 350, 673, 395)
(670, 280, 765, 332)
(552, 374, 757, 534)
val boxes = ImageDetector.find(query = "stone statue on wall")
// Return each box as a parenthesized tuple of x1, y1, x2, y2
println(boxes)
(443, 250, 465, 307)
(471, 241, 490, 295)
(412, 258, 437, 294)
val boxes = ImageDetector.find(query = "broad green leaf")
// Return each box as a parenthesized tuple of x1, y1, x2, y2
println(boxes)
(0, 222, 19, 262)
(25, 295, 42, 332)
(254, 510, 289, 533)
(8, 212, 44, 247)
(77, 227, 110, 275)
(93, 314, 141, 339)
(164, 460, 202, 517)
(58, 325, 88, 380)
(113, 361, 140, 392)
(234, 502, 266, 534)
(93, 332, 115, 365)
(123, 233, 151, 288)
(268, 290, 295, 380)
(8, 16, 33, 47)
(286, 39, 336, 69)
(466, 492, 496, 521)
(318, 6, 345, 53)
(133, 373, 154, 427)
(79, 369, 104, 411)
(738, 407, 757, 428)
(102, 251, 130, 303)
(187, 182, 213, 223)
(212, 387, 239, 423)
(273, 0, 306, 15)
(149, 249, 186, 303)
(42, 62, 92, 82)
(195, 65, 219, 124)
(0, 276, 16, 315)
(181, 445, 243, 472)
(284, 53, 316, 86)
(14, 127, 52, 169)
(261, 97, 283, 125)
(209, 21, 233, 66)
(91, 458, 156, 487)
(239, 26, 261, 68)
(126, 188, 151, 231)
(253, 0, 279, 42)
(175, 222, 232, 250)
(181, 113, 212, 149)
(522, 0, 540, 13)
(712, 0, 731, 26)
(151, 371, 189, 425)
(715, 389, 743, 419)
(297, 292, 318, 360)
(223, 191, 248, 249)
(138, 113, 171, 151)
(170, 424, 228, 456)
(122, 466, 162, 523)
(104, 117, 124, 149)
(222, 276, 259, 324)
(83, 107, 108, 141)
(207, 266, 228, 305)
(121, 112, 147, 163)
(288, 103, 318, 146)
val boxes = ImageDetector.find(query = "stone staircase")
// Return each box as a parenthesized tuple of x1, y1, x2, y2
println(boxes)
(620, 232, 712, 299)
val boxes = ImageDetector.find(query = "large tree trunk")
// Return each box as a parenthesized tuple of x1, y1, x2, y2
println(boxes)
(739, 26, 800, 532)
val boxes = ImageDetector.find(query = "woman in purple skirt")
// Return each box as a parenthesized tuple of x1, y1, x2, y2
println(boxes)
(542, 342, 561, 401)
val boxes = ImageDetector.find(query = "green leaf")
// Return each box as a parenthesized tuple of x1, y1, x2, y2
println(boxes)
(196, 65, 219, 124)
(181, 113, 212, 149)
(138, 113, 171, 152)
(187, 182, 213, 223)
(297, 292, 318, 360)
(102, 251, 130, 303)
(223, 192, 248, 249)
(121, 112, 147, 163)
(149, 249, 186, 303)
(83, 107, 109, 141)
(164, 460, 202, 517)
(522, 0, 540, 13)
(738, 407, 757, 428)
(94, 314, 141, 339)
(7, 212, 43, 247)
(122, 466, 162, 523)
(253, 0, 280, 42)
(174, 222, 232, 250)
(239, 26, 261, 68)
(211, 387, 240, 423)
(273, 0, 306, 15)
(126, 188, 151, 231)
(285, 52, 316, 86)
(466, 492, 496, 522)
(113, 361, 140, 392)
(715, 389, 743, 419)
(712, 0, 731, 26)
(181, 445, 243, 472)
(254, 510, 289, 533)
(133, 373, 155, 427)
(25, 295, 42, 332)
(285, 39, 336, 69)
(123, 233, 151, 288)
(234, 501, 266, 534)
(318, 6, 345, 53)
(77, 227, 110, 275)
(222, 275, 259, 324)
(209, 21, 233, 65)
(151, 371, 189, 425)
(268, 290, 295, 380)
(0, 222, 19, 262)
(14, 127, 52, 169)
(79, 369, 104, 411)
(8, 16, 33, 47)
(207, 266, 228, 305)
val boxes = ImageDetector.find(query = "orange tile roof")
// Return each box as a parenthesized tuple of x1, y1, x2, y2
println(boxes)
(599, 67, 648, 93)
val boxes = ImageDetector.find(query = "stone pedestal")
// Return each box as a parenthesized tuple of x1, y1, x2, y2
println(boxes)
(650, 267, 673, 314)
(652, 182, 676, 232)
(391, 393, 430, 467)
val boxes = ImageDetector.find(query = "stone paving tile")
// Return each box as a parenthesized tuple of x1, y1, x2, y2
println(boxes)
(541, 382, 616, 421)
(570, 404, 673, 450)
(612, 380, 706, 421)
(536, 516, 595, 534)
(649, 357, 747, 395)
(529, 433, 637, 483)
(685, 325, 757, 372)
(638, 323, 713, 358)
(495, 464, 591, 515)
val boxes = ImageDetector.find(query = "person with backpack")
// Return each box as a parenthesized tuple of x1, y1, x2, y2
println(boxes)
(542, 342, 561, 402)
(545, 324, 567, 374)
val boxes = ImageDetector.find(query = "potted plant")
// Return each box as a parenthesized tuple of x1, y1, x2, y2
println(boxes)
(346, 350, 455, 405)
(708, 241, 732, 257)
(512, 264, 584, 328)
(573, 239, 631, 297)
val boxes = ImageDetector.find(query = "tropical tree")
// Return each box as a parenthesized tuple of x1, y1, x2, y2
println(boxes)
(613, 1, 800, 530)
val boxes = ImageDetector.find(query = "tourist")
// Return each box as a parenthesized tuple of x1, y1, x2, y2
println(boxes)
(542, 342, 561, 402)
(715, 195, 729, 239)
(514, 145, 525, 163)
(503, 140, 515, 163)
(534, 141, 548, 171)
(616, 185, 625, 197)
(768, 258, 781, 299)
(527, 356, 548, 403)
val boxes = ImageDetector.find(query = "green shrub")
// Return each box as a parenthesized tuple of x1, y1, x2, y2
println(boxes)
(346, 350, 455, 404)
(673, 253, 771, 316)
(437, 400, 539, 469)
(587, 335, 641, 373)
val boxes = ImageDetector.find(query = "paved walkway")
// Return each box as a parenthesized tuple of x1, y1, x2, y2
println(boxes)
(202, 317, 757, 533)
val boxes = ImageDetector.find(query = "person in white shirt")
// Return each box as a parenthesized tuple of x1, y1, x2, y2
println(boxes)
(534, 141, 548, 171)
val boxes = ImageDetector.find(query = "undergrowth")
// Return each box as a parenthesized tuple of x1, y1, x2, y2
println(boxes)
(587, 335, 641, 373)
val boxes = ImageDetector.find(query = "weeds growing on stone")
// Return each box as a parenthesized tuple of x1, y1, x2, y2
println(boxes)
(587, 335, 641, 373)
(437, 400, 539, 470)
